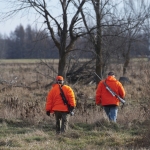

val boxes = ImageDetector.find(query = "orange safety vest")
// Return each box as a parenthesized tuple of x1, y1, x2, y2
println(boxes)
(45, 84, 76, 112)
(96, 76, 125, 106)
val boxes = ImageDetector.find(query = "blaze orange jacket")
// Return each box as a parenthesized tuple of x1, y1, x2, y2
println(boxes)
(45, 84, 76, 112)
(96, 76, 125, 106)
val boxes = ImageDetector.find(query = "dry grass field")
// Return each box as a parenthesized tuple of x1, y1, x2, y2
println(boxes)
(0, 59, 150, 150)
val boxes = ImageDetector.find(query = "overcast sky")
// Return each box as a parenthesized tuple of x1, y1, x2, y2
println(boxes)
(0, 10, 44, 36)
(0, 1, 61, 36)
(0, 16, 38, 36)
(0, 0, 146, 36)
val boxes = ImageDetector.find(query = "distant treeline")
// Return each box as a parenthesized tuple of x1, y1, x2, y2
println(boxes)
(0, 25, 59, 59)
(0, 24, 93, 59)
(0, 24, 149, 59)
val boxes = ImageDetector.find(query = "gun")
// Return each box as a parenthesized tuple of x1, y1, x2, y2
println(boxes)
(58, 84, 74, 116)
(103, 81, 125, 104)
(94, 72, 126, 104)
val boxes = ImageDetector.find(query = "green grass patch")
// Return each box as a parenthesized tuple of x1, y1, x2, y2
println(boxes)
(0, 118, 149, 150)
(0, 59, 59, 64)
(24, 136, 47, 143)
(131, 57, 149, 62)
(71, 122, 93, 131)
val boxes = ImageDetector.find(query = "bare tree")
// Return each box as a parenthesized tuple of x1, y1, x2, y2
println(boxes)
(0, 0, 88, 77)
(80, 0, 150, 83)
(120, 0, 150, 75)
(81, 0, 124, 83)
(1, 0, 150, 83)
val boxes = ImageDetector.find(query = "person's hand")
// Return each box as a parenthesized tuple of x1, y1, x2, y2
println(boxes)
(70, 106, 75, 111)
(46, 111, 50, 116)
(96, 103, 101, 106)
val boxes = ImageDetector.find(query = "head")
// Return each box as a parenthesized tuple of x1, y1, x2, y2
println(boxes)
(108, 71, 115, 77)
(56, 76, 64, 84)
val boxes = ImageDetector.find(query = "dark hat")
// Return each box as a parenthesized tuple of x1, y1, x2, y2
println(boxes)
(56, 76, 64, 81)
(108, 72, 115, 76)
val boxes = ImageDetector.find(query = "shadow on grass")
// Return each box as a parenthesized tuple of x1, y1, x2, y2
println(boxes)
(0, 118, 29, 128)
(0, 117, 55, 135)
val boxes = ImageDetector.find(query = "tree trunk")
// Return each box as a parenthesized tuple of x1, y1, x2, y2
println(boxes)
(94, 0, 103, 85)
(58, 52, 67, 78)
(123, 42, 131, 76)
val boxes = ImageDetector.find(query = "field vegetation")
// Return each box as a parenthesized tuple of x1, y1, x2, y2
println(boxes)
(0, 59, 150, 150)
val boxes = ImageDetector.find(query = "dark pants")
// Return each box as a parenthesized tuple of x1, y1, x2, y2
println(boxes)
(54, 111, 70, 134)
(103, 105, 118, 122)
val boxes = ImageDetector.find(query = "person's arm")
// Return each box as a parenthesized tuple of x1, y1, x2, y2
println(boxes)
(118, 82, 125, 98)
(65, 86, 76, 107)
(96, 81, 102, 105)
(45, 89, 54, 115)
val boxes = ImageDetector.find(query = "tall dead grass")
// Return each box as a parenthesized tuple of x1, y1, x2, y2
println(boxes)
(0, 60, 150, 148)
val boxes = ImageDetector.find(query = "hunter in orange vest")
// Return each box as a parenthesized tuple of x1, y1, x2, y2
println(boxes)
(96, 72, 125, 122)
(45, 76, 76, 134)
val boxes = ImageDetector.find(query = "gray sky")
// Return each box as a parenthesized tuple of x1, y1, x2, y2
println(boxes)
(0, 1, 61, 36)
(0, 0, 146, 36)
(0, 16, 38, 36)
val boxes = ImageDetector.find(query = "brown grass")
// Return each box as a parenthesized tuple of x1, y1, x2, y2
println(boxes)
(0, 59, 150, 149)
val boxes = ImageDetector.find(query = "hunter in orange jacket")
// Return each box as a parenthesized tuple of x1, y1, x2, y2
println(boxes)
(95, 72, 125, 122)
(45, 83, 76, 112)
(45, 76, 76, 134)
